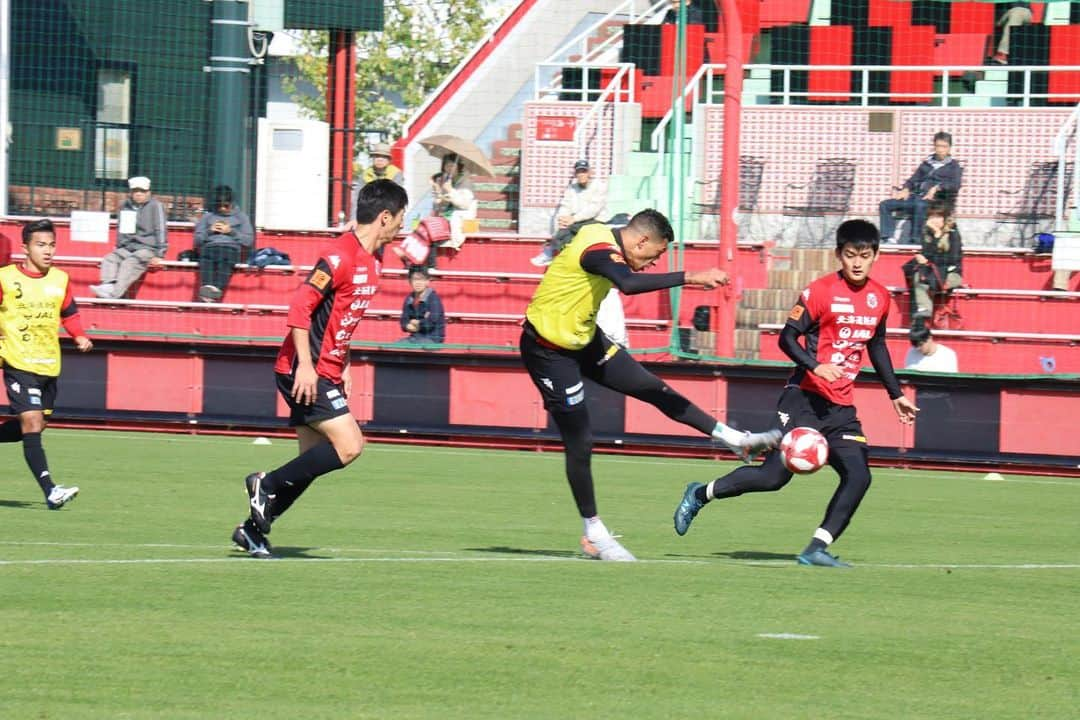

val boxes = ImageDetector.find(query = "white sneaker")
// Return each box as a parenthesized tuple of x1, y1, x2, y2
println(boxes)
(89, 283, 114, 298)
(723, 429, 783, 463)
(529, 248, 553, 267)
(46, 485, 79, 509)
(580, 535, 636, 562)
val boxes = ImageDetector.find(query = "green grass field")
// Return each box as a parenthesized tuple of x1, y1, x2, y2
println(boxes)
(1, 429, 1077, 719)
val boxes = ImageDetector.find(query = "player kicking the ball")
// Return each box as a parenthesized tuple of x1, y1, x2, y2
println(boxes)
(231, 180, 407, 558)
(520, 209, 780, 562)
(672, 219, 918, 567)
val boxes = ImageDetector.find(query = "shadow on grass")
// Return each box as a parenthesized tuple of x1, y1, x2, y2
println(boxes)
(229, 546, 328, 560)
(663, 549, 795, 563)
(466, 546, 580, 559)
(0, 499, 38, 509)
(714, 550, 796, 561)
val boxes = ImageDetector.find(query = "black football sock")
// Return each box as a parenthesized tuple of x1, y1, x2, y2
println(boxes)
(270, 475, 317, 521)
(22, 432, 54, 495)
(261, 441, 344, 498)
(0, 419, 23, 443)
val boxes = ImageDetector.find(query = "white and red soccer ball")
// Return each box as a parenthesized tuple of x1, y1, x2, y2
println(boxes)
(780, 427, 829, 474)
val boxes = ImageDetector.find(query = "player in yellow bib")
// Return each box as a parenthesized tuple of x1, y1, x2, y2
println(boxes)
(0, 219, 92, 508)
(520, 209, 780, 561)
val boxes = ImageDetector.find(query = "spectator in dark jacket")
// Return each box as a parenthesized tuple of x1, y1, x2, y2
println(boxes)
(192, 185, 254, 302)
(400, 267, 445, 344)
(902, 203, 964, 323)
(879, 132, 963, 243)
(89, 176, 168, 298)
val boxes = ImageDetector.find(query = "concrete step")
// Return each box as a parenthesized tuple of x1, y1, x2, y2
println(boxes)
(734, 328, 761, 354)
(790, 247, 837, 272)
(477, 197, 519, 210)
(741, 287, 798, 311)
(767, 268, 824, 289)
(477, 217, 516, 231)
(477, 208, 516, 222)
(736, 306, 789, 328)
(474, 180, 519, 194)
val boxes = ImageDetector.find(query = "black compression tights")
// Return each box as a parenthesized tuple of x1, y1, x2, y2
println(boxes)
(551, 409, 597, 518)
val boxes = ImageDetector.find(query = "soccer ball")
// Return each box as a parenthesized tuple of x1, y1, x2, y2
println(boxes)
(780, 427, 829, 474)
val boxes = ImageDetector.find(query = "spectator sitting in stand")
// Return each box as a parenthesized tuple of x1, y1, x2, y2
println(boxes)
(879, 132, 962, 243)
(431, 154, 476, 252)
(902, 203, 964, 325)
(89, 176, 167, 299)
(348, 142, 404, 226)
(904, 325, 958, 373)
(531, 159, 609, 267)
(399, 267, 445, 345)
(192, 185, 254, 303)
(990, 2, 1033, 65)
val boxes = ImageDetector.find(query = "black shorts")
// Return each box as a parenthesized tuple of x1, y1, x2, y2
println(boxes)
(3, 366, 58, 416)
(774, 385, 866, 451)
(275, 372, 351, 427)
(519, 322, 623, 414)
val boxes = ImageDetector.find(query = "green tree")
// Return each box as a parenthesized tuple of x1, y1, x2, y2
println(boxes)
(282, 0, 493, 141)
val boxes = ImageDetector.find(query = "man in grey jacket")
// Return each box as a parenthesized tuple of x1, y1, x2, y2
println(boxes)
(89, 176, 167, 298)
(193, 185, 254, 302)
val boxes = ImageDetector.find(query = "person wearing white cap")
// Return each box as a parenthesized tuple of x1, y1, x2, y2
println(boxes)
(89, 176, 167, 299)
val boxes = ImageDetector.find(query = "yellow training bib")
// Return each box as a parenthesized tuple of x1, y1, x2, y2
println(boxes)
(526, 223, 619, 350)
(0, 264, 69, 376)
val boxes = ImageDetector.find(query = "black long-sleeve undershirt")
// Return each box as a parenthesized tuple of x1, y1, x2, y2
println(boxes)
(780, 320, 903, 400)
(579, 248, 685, 294)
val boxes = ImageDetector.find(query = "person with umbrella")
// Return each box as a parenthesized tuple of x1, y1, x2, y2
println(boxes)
(430, 153, 477, 251)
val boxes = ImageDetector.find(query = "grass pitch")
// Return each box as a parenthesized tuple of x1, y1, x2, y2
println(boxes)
(1, 429, 1077, 719)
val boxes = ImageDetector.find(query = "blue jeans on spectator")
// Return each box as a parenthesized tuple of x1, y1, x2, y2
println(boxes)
(879, 197, 929, 243)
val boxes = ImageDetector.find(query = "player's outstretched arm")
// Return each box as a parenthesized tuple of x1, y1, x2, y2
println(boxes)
(684, 268, 729, 289)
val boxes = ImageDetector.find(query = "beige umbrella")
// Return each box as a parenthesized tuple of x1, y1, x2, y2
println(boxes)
(419, 134, 496, 177)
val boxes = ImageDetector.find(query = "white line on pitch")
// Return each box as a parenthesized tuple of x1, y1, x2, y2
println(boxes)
(0, 555, 708, 567)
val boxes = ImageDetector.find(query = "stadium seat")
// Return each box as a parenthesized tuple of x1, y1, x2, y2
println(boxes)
(868, 0, 912, 28)
(758, 0, 811, 28)
(659, 23, 705, 77)
(809, 25, 853, 102)
(1048, 25, 1080, 104)
(948, 1, 995, 35)
(890, 25, 937, 103)
(933, 33, 991, 75)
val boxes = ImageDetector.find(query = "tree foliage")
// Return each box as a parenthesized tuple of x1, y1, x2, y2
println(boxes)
(282, 0, 493, 141)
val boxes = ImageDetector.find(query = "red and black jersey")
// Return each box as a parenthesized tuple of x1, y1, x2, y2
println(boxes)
(274, 233, 381, 383)
(783, 272, 892, 406)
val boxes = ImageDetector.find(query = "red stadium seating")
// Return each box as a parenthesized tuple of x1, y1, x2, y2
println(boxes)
(758, 0, 810, 28)
(659, 22, 705, 77)
(891, 25, 936, 103)
(948, 2, 995, 35)
(1049, 25, 1080, 104)
(869, 0, 912, 28)
(809, 25, 853, 102)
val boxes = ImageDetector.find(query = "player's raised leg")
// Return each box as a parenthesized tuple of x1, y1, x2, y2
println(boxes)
(673, 451, 793, 535)
(584, 335, 780, 461)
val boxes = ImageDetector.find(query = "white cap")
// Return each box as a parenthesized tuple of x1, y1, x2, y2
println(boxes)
(128, 176, 151, 190)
